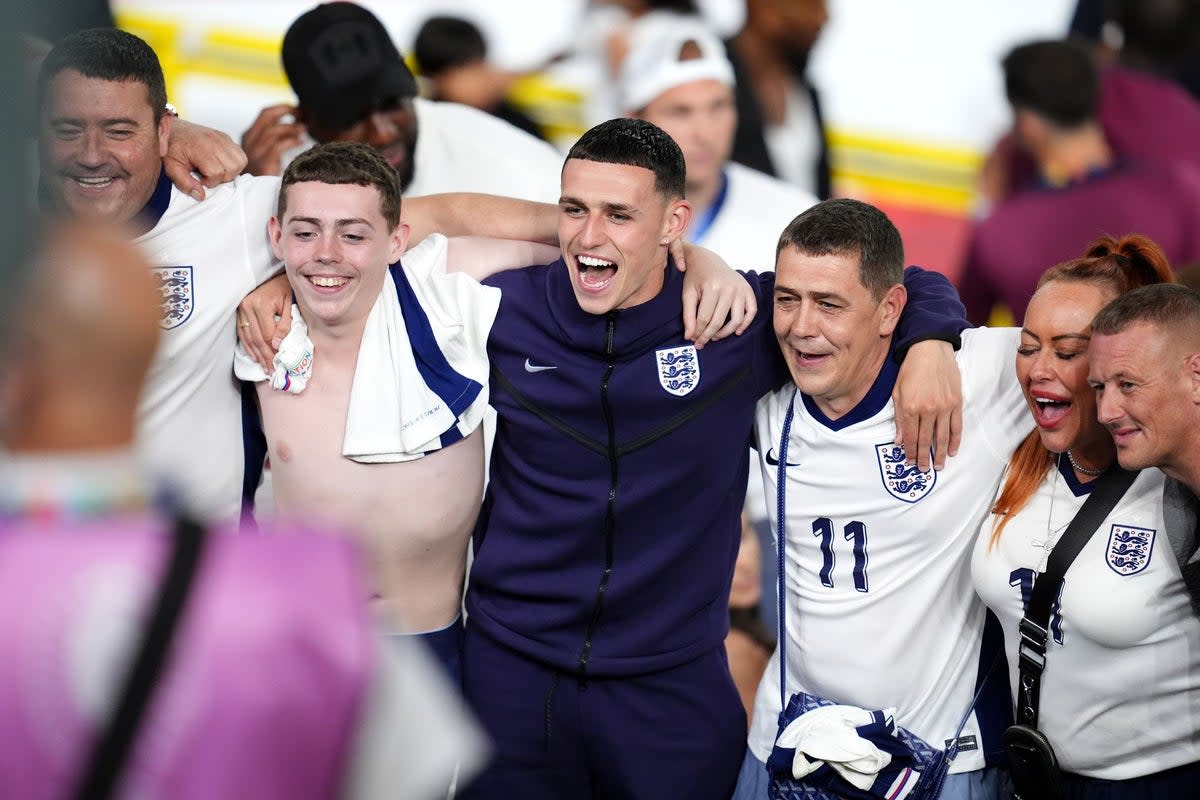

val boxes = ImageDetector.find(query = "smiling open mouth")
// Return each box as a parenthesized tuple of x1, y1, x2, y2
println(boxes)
(577, 255, 616, 291)
(1033, 397, 1071, 426)
(72, 176, 115, 188)
(308, 276, 348, 288)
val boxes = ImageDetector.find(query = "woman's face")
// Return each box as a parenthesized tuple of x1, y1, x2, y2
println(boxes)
(1016, 279, 1118, 460)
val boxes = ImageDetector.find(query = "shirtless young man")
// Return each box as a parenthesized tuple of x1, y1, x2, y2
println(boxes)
(240, 142, 551, 670)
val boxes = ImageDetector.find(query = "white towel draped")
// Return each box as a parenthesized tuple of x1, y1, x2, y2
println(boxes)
(235, 234, 500, 463)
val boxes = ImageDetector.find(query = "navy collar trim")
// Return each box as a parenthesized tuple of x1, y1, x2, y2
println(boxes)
(801, 348, 899, 431)
(1057, 454, 1098, 497)
(548, 254, 685, 354)
(137, 167, 173, 230)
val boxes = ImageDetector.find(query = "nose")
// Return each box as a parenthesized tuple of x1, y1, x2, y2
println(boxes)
(578, 212, 605, 249)
(788, 301, 819, 340)
(1095, 387, 1121, 426)
(314, 232, 341, 264)
(363, 111, 398, 149)
(77, 128, 108, 168)
(1027, 349, 1055, 381)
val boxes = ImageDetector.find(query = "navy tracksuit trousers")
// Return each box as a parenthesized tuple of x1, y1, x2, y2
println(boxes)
(460, 627, 747, 800)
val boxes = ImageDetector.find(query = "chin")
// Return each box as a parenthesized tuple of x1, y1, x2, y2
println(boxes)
(570, 285, 618, 316)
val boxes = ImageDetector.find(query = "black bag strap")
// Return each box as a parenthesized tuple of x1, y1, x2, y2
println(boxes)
(72, 513, 208, 800)
(1015, 466, 1139, 728)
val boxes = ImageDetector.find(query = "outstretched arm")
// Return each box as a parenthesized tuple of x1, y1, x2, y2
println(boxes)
(892, 266, 970, 472)
(446, 236, 561, 281)
(402, 193, 560, 247)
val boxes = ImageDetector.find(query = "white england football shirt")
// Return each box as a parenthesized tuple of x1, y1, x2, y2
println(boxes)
(748, 327, 1029, 773)
(134, 174, 281, 522)
(972, 464, 1200, 778)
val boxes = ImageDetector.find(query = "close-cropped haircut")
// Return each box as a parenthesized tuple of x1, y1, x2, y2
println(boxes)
(774, 198, 904, 301)
(37, 28, 167, 123)
(278, 141, 402, 229)
(1003, 39, 1098, 128)
(414, 16, 487, 76)
(1092, 282, 1200, 337)
(566, 118, 686, 200)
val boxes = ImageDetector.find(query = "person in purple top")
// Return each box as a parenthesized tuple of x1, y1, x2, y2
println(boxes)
(0, 223, 485, 800)
(964, 38, 1200, 324)
(462, 117, 969, 800)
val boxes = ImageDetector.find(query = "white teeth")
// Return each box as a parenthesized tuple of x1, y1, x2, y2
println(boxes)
(578, 255, 615, 268)
(74, 177, 113, 187)
(310, 276, 348, 287)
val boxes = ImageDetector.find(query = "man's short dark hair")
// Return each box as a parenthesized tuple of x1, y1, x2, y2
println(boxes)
(414, 16, 487, 76)
(37, 28, 167, 123)
(279, 141, 402, 229)
(566, 118, 686, 200)
(775, 198, 905, 301)
(1092, 283, 1200, 336)
(1003, 39, 1098, 128)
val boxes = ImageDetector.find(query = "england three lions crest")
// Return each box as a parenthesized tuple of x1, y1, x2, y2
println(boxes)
(655, 345, 700, 396)
(875, 443, 936, 503)
(152, 266, 194, 330)
(1106, 524, 1155, 576)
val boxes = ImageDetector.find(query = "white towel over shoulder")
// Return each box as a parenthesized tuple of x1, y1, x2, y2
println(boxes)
(235, 234, 501, 463)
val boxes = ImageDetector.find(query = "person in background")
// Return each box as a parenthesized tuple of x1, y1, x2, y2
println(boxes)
(730, 0, 831, 200)
(241, 1, 562, 202)
(973, 237, 1200, 798)
(619, 16, 817, 274)
(961, 39, 1200, 324)
(413, 15, 547, 142)
(726, 511, 775, 723)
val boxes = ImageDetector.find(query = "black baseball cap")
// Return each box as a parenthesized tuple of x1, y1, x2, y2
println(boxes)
(282, 2, 419, 132)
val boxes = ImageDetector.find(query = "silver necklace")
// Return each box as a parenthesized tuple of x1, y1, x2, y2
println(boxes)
(1066, 449, 1103, 477)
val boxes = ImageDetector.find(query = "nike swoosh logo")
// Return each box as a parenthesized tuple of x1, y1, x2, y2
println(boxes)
(765, 448, 801, 467)
(524, 358, 558, 373)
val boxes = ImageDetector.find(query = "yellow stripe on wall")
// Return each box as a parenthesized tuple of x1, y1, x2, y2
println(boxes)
(828, 128, 984, 215)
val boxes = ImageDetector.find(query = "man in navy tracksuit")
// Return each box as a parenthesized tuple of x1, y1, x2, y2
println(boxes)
(463, 119, 962, 799)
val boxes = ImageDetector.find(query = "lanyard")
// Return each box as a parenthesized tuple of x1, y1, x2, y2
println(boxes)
(688, 170, 729, 245)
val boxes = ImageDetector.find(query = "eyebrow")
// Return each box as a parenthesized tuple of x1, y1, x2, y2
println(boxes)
(774, 286, 849, 304)
(50, 116, 141, 127)
(1020, 329, 1091, 343)
(559, 195, 638, 215)
(287, 216, 375, 228)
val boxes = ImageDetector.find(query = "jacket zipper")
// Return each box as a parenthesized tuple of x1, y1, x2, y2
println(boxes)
(576, 312, 619, 681)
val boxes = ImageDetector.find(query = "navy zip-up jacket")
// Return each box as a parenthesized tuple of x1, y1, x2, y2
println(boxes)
(468, 259, 964, 678)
